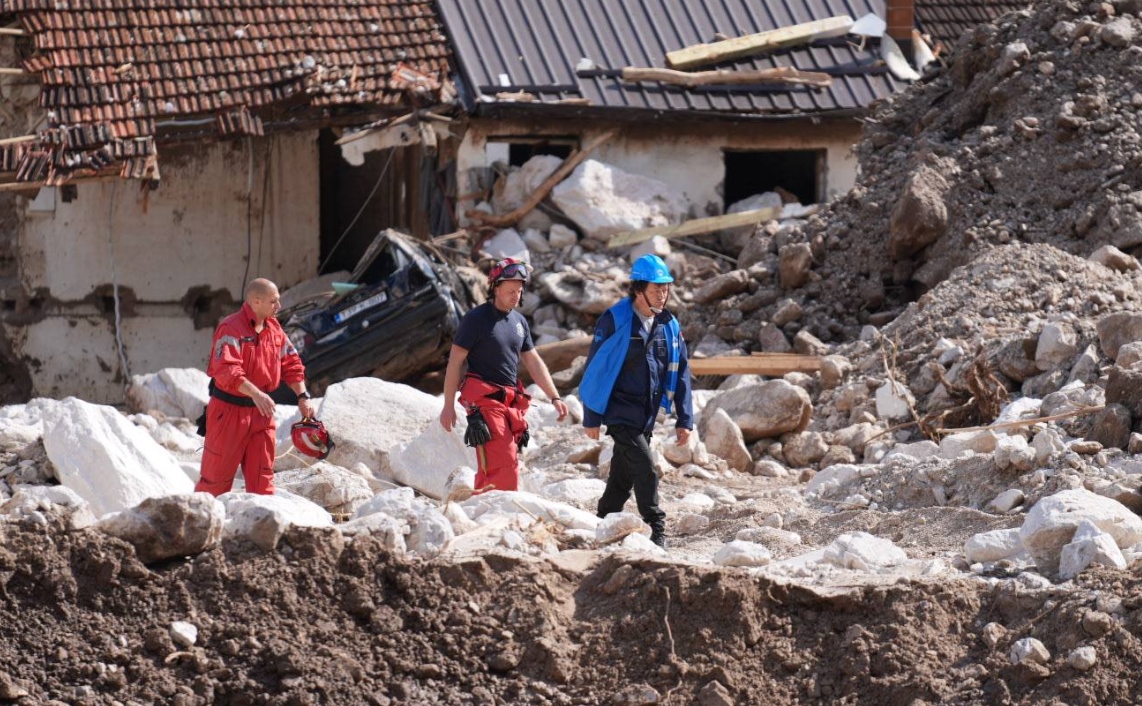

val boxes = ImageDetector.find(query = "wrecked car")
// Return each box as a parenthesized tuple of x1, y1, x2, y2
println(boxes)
(278, 228, 476, 392)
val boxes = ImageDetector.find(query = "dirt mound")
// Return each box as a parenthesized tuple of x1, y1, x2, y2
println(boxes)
(728, 0, 1142, 346)
(4, 516, 1142, 705)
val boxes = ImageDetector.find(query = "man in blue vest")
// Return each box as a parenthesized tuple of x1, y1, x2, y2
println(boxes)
(579, 254, 693, 548)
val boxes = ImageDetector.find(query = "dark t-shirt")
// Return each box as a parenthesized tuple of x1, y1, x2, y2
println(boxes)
(454, 302, 535, 387)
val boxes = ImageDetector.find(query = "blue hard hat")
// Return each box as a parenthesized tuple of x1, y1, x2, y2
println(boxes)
(630, 254, 674, 284)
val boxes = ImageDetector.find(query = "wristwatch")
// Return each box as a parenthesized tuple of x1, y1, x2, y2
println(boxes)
(297, 391, 312, 400)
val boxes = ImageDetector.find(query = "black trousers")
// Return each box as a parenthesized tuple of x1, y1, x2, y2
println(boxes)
(597, 425, 665, 533)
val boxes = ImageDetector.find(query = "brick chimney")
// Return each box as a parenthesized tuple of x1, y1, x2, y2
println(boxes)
(886, 0, 915, 40)
(886, 0, 915, 58)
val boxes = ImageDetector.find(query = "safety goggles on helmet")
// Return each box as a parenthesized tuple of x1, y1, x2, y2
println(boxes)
(488, 258, 530, 286)
(291, 417, 335, 460)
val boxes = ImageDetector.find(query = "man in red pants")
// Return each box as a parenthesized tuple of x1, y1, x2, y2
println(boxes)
(439, 259, 568, 491)
(197, 278, 315, 496)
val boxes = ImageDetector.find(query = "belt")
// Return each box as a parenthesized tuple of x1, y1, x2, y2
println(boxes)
(209, 378, 257, 408)
(463, 373, 531, 408)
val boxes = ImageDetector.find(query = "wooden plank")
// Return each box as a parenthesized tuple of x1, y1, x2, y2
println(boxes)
(607, 206, 786, 248)
(689, 353, 823, 376)
(666, 16, 854, 71)
(621, 66, 832, 89)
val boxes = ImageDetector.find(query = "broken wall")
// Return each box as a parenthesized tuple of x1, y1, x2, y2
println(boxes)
(455, 117, 861, 220)
(4, 131, 320, 404)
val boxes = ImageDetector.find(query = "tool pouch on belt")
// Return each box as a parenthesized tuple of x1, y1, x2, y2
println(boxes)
(517, 426, 530, 452)
(464, 408, 492, 447)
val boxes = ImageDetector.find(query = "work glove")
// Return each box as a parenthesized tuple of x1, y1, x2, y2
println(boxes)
(464, 408, 492, 447)
(517, 427, 530, 452)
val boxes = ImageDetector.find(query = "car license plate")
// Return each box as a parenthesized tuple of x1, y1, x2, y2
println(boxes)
(334, 291, 387, 323)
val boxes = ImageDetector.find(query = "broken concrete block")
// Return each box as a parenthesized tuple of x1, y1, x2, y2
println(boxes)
(551, 159, 687, 240)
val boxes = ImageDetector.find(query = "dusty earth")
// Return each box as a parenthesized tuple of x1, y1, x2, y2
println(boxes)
(13, 1, 1142, 705)
(4, 508, 1142, 706)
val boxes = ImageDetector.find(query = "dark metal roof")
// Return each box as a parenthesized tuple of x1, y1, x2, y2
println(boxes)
(437, 0, 906, 119)
(915, 0, 1031, 48)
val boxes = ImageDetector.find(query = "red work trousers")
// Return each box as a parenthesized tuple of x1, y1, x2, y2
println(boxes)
(196, 398, 276, 496)
(460, 377, 530, 492)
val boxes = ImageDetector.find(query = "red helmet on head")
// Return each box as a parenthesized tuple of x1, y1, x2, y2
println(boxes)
(487, 258, 530, 288)
(291, 418, 335, 460)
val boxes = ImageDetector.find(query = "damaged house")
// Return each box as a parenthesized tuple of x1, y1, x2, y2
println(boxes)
(437, 0, 1027, 227)
(0, 0, 456, 404)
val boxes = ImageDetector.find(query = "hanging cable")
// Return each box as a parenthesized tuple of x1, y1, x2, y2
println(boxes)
(108, 181, 131, 382)
(319, 147, 395, 273)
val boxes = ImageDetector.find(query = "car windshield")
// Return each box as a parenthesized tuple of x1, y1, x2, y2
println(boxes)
(357, 242, 407, 284)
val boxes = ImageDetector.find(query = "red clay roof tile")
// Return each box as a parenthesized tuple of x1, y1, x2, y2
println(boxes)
(0, 0, 454, 184)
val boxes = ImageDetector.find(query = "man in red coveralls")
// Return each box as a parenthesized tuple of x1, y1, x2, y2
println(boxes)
(197, 278, 315, 496)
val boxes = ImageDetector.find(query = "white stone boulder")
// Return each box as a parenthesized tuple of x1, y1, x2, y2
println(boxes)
(318, 378, 470, 499)
(595, 512, 648, 545)
(537, 269, 626, 315)
(713, 540, 773, 567)
(353, 487, 455, 556)
(1019, 488, 1142, 574)
(703, 408, 752, 472)
(875, 380, 915, 421)
(675, 513, 710, 535)
(221, 490, 333, 551)
(987, 488, 1026, 513)
(96, 494, 224, 563)
(702, 380, 812, 442)
(492, 155, 561, 231)
(541, 478, 606, 506)
(938, 430, 998, 459)
(482, 227, 530, 264)
(1058, 519, 1128, 580)
(275, 461, 374, 516)
(804, 463, 861, 498)
(462, 490, 599, 531)
(823, 532, 908, 571)
(1036, 322, 1078, 371)
(551, 159, 688, 241)
(35, 397, 193, 517)
(337, 512, 408, 552)
(1009, 637, 1050, 666)
(964, 528, 1024, 563)
(0, 484, 96, 529)
(125, 367, 210, 419)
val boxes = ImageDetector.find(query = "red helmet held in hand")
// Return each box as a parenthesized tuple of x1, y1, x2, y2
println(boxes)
(291, 418, 335, 460)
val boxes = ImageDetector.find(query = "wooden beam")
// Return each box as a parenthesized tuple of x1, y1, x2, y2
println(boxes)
(607, 206, 788, 248)
(533, 335, 593, 374)
(666, 16, 854, 71)
(0, 68, 28, 76)
(465, 129, 617, 229)
(689, 353, 823, 376)
(621, 66, 832, 89)
(0, 133, 37, 147)
(0, 28, 26, 36)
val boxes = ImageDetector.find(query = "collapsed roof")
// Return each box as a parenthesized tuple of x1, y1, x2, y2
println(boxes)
(0, 0, 455, 186)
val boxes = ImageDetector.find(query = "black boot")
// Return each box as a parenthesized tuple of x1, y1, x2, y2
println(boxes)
(650, 529, 667, 549)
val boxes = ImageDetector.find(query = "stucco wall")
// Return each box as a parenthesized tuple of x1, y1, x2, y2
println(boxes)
(14, 131, 320, 403)
(456, 117, 862, 218)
